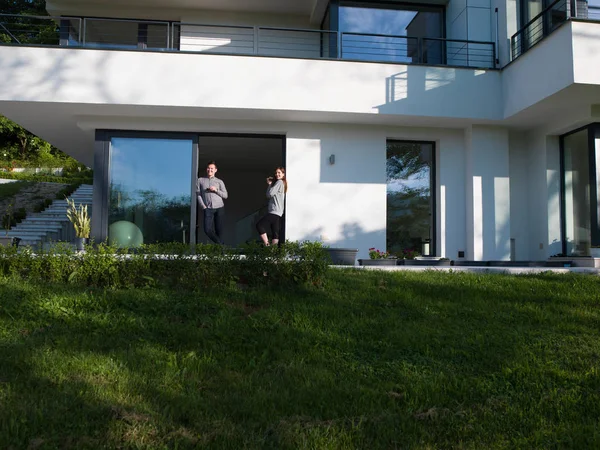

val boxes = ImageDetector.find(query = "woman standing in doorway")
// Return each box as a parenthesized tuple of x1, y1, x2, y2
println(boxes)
(256, 167, 287, 246)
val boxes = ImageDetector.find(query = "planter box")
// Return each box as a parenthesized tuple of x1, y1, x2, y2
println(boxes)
(488, 261, 547, 267)
(452, 260, 489, 267)
(358, 258, 397, 266)
(547, 257, 595, 268)
(404, 259, 451, 266)
(325, 248, 358, 266)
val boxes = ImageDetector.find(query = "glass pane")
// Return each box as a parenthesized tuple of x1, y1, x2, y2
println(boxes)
(563, 129, 591, 256)
(387, 141, 433, 257)
(109, 138, 193, 246)
(84, 19, 169, 50)
(340, 5, 443, 63)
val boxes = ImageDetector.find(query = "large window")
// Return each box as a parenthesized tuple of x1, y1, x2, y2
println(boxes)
(561, 124, 600, 256)
(337, 2, 444, 64)
(563, 129, 591, 256)
(108, 137, 194, 245)
(517, 0, 570, 53)
(387, 140, 435, 256)
(82, 18, 170, 50)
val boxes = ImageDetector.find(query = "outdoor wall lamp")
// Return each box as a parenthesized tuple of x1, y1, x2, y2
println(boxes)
(328, 154, 335, 165)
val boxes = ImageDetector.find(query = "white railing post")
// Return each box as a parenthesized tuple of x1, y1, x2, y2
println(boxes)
(254, 27, 259, 54)
(166, 22, 170, 49)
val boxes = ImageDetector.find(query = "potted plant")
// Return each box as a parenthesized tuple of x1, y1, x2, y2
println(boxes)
(66, 198, 90, 251)
(324, 247, 359, 265)
(358, 248, 397, 266)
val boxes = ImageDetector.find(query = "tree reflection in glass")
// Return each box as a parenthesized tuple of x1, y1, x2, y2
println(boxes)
(386, 141, 433, 257)
(109, 138, 193, 244)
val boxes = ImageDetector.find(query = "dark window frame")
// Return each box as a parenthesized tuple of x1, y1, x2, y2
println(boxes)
(385, 139, 437, 256)
(60, 15, 179, 49)
(93, 130, 199, 244)
(559, 123, 600, 255)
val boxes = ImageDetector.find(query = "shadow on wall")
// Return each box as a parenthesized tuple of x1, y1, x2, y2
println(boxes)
(375, 66, 501, 120)
(298, 221, 385, 259)
(318, 132, 384, 184)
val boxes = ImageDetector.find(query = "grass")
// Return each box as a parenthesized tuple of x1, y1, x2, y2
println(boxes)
(1, 270, 599, 449)
(0, 180, 34, 199)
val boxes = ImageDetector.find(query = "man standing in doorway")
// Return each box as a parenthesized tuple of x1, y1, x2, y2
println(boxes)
(197, 161, 228, 244)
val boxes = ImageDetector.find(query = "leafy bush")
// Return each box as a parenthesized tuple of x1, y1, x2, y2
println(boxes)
(0, 241, 330, 289)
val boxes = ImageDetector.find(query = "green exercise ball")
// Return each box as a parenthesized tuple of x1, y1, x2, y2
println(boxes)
(108, 221, 144, 248)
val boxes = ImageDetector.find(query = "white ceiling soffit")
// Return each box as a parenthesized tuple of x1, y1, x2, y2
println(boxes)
(46, 0, 319, 17)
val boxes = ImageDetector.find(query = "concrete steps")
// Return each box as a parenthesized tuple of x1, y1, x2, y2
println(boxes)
(5, 184, 93, 248)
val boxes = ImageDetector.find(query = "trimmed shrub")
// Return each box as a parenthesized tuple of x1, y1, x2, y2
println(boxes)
(0, 172, 92, 185)
(0, 241, 330, 289)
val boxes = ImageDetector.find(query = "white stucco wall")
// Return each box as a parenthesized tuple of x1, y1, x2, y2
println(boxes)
(284, 124, 467, 259)
(546, 135, 562, 257)
(524, 131, 562, 259)
(0, 46, 502, 121)
(465, 125, 511, 261)
(572, 21, 600, 85)
(509, 131, 529, 260)
(502, 23, 575, 119)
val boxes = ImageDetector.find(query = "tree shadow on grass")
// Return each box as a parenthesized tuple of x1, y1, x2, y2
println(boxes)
(1, 272, 600, 448)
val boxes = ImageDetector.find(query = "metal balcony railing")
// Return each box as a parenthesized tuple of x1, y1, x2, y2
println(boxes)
(0, 14, 496, 69)
(511, 0, 599, 61)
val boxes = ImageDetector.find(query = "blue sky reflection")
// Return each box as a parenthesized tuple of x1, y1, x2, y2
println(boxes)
(339, 6, 442, 63)
(110, 138, 193, 201)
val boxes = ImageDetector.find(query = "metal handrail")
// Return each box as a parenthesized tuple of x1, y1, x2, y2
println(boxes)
(0, 13, 497, 69)
(511, 0, 568, 60)
(422, 36, 496, 46)
(342, 31, 414, 39)
(517, 0, 564, 33)
(259, 26, 336, 34)
(340, 32, 495, 68)
(0, 13, 60, 20)
(0, 21, 21, 44)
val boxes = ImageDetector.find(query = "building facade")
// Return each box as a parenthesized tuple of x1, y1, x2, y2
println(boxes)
(1, 0, 599, 259)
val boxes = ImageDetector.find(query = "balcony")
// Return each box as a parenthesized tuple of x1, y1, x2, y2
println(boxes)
(511, 0, 600, 61)
(0, 13, 496, 69)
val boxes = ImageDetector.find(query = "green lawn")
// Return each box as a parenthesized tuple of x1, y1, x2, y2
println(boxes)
(1, 270, 599, 449)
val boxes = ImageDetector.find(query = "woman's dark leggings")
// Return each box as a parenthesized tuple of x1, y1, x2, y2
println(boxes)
(256, 213, 281, 239)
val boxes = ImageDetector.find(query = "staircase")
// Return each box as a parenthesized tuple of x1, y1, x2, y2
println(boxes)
(5, 184, 93, 248)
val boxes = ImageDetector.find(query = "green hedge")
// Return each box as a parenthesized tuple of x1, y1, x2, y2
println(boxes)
(0, 241, 330, 289)
(0, 171, 92, 185)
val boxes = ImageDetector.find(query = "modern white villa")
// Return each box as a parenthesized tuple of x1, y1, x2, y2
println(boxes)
(1, 0, 600, 260)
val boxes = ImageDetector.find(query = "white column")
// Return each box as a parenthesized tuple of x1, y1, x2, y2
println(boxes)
(465, 125, 511, 260)
(525, 133, 561, 259)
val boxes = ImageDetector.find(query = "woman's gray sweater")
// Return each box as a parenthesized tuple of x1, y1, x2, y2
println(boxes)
(267, 180, 285, 217)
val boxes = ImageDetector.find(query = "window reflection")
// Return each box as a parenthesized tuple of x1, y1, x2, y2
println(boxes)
(386, 141, 433, 257)
(84, 19, 169, 50)
(109, 138, 193, 245)
(563, 129, 591, 256)
(339, 3, 443, 63)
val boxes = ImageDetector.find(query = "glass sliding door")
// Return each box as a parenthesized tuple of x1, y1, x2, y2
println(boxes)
(563, 129, 591, 255)
(108, 137, 193, 246)
(386, 140, 434, 257)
